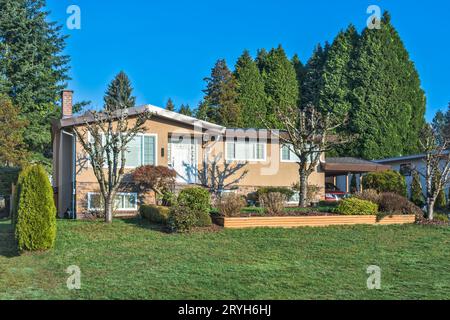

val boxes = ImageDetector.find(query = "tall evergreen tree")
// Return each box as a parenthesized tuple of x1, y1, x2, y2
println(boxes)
(318, 25, 358, 118)
(195, 100, 209, 121)
(234, 50, 267, 128)
(202, 59, 240, 127)
(0, 94, 29, 166)
(104, 71, 136, 110)
(255, 48, 269, 72)
(0, 0, 70, 163)
(301, 43, 329, 109)
(349, 12, 426, 159)
(261, 45, 299, 128)
(165, 98, 175, 111)
(179, 104, 193, 116)
(292, 54, 306, 105)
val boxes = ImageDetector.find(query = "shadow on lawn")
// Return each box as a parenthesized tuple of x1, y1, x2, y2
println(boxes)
(121, 217, 170, 233)
(0, 220, 19, 258)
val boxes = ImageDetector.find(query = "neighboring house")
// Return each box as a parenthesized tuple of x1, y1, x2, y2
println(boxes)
(52, 91, 325, 218)
(374, 153, 450, 198)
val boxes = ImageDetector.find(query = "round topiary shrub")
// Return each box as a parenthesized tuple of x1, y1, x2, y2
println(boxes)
(15, 165, 57, 251)
(168, 204, 197, 233)
(177, 187, 212, 227)
(362, 170, 407, 197)
(335, 198, 378, 216)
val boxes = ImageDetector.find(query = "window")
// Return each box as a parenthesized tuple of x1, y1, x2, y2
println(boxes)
(226, 141, 266, 161)
(88, 133, 157, 168)
(87, 193, 138, 211)
(281, 144, 300, 162)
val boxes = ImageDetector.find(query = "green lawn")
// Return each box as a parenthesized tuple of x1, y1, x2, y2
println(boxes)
(0, 218, 449, 300)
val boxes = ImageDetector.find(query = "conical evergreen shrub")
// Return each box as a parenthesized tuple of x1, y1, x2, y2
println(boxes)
(15, 165, 56, 251)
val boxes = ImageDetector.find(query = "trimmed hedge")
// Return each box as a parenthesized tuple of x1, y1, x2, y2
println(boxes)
(177, 187, 212, 227)
(15, 165, 56, 251)
(335, 198, 378, 216)
(257, 187, 294, 201)
(140, 205, 170, 224)
(362, 170, 407, 197)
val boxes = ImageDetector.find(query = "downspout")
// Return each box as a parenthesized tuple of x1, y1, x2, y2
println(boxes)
(62, 130, 76, 219)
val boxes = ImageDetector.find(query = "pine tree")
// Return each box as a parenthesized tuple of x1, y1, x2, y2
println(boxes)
(349, 12, 425, 159)
(179, 104, 193, 116)
(165, 98, 175, 111)
(410, 170, 425, 208)
(0, 0, 70, 163)
(234, 50, 267, 128)
(202, 59, 240, 127)
(195, 100, 209, 121)
(104, 71, 136, 110)
(261, 45, 299, 128)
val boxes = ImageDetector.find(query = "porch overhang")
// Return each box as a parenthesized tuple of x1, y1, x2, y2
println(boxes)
(323, 157, 391, 176)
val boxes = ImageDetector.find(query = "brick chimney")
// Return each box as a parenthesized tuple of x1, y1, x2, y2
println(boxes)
(61, 90, 74, 119)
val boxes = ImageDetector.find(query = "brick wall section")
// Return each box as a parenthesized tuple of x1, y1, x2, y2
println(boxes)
(75, 181, 156, 219)
(61, 90, 73, 119)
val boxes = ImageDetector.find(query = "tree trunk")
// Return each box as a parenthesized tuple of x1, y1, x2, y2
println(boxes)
(105, 196, 113, 224)
(299, 169, 308, 208)
(426, 199, 435, 221)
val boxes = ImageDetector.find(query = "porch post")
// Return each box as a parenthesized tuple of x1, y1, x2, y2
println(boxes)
(359, 175, 363, 192)
(345, 174, 349, 193)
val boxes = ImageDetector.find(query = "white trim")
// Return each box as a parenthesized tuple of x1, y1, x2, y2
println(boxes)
(169, 137, 199, 184)
(87, 192, 138, 212)
(225, 141, 267, 162)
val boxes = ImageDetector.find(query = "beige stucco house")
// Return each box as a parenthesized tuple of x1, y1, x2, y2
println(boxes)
(52, 91, 325, 218)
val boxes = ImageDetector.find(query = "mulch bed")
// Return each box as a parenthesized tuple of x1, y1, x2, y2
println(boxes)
(416, 217, 449, 226)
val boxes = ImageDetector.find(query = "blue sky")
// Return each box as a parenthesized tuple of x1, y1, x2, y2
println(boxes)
(47, 0, 450, 121)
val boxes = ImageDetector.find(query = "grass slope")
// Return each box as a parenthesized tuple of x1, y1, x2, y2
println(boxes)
(0, 218, 449, 300)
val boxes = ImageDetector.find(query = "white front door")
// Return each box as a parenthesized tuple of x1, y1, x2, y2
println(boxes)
(169, 138, 198, 184)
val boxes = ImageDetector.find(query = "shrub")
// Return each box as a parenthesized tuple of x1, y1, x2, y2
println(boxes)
(378, 192, 423, 216)
(260, 192, 286, 215)
(177, 187, 212, 227)
(258, 187, 294, 202)
(410, 171, 425, 208)
(15, 165, 57, 251)
(354, 189, 381, 204)
(335, 198, 378, 216)
(140, 205, 170, 224)
(168, 205, 197, 232)
(133, 165, 176, 204)
(435, 189, 447, 210)
(216, 193, 246, 217)
(362, 170, 407, 197)
(434, 213, 449, 223)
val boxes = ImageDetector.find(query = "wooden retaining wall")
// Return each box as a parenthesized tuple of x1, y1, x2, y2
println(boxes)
(213, 215, 416, 229)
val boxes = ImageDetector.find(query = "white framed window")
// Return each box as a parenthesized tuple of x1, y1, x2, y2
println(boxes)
(281, 144, 300, 162)
(88, 133, 157, 169)
(225, 141, 266, 162)
(87, 192, 138, 211)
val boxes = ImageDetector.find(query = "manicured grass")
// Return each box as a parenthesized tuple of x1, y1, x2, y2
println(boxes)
(1, 218, 449, 300)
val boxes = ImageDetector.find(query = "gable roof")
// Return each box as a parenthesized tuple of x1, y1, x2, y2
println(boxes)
(55, 104, 226, 133)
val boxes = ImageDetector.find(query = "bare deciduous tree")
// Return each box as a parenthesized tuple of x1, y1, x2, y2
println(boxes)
(262, 104, 348, 207)
(417, 124, 450, 220)
(74, 108, 151, 223)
